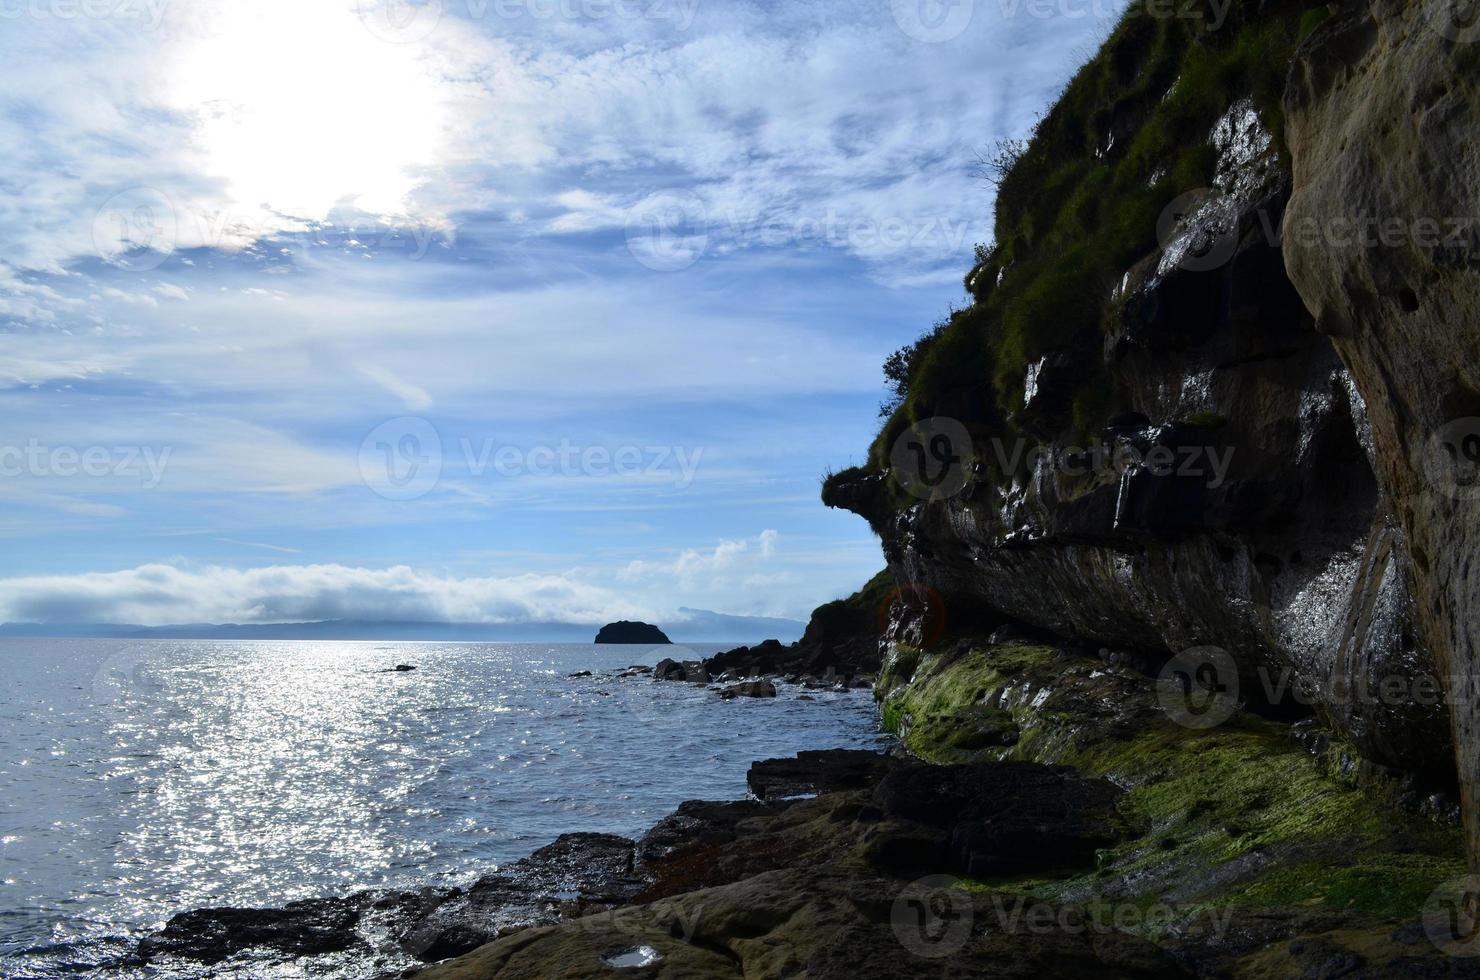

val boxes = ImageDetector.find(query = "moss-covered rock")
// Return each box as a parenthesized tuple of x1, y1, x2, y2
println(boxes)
(878, 642, 1464, 926)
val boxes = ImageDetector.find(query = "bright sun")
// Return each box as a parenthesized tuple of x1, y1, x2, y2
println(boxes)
(170, 0, 448, 233)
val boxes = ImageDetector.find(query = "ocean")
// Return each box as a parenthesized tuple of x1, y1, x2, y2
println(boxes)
(0, 639, 886, 977)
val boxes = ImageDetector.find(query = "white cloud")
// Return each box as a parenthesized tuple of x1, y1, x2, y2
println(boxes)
(357, 362, 434, 411)
(619, 529, 780, 587)
(0, 562, 657, 627)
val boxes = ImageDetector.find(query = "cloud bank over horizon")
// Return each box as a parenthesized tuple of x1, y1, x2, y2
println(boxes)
(0, 530, 822, 626)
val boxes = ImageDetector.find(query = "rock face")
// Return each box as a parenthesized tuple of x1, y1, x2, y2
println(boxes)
(1282, 0, 1480, 871)
(827, 96, 1449, 776)
(594, 621, 670, 644)
(822, 1, 1479, 794)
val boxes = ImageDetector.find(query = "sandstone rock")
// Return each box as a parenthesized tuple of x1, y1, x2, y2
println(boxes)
(1284, 0, 1480, 865)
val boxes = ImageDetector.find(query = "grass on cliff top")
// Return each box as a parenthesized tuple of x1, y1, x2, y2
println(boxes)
(859, 0, 1324, 513)
(799, 569, 893, 648)
(879, 643, 1465, 920)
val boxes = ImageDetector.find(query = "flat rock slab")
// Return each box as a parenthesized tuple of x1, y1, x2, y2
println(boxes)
(872, 761, 1124, 877)
(746, 749, 900, 801)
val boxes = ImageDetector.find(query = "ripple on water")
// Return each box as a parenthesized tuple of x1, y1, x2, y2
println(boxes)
(0, 639, 886, 977)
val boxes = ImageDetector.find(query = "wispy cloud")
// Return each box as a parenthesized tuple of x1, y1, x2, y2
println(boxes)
(0, 0, 1110, 619)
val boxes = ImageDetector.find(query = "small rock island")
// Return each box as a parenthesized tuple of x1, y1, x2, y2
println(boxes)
(593, 621, 671, 644)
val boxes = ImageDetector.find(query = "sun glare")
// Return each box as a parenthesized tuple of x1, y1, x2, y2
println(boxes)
(169, 0, 448, 233)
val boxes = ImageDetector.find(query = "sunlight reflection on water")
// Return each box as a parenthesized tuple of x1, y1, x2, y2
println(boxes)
(0, 639, 885, 975)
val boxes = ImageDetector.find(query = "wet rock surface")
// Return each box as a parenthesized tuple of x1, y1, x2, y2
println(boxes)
(872, 761, 1123, 877)
(137, 833, 646, 969)
(746, 748, 900, 801)
(716, 679, 776, 699)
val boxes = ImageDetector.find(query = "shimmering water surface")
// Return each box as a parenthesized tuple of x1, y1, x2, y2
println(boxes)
(0, 640, 886, 976)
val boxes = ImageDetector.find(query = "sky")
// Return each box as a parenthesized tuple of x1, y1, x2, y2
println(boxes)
(0, 0, 1117, 627)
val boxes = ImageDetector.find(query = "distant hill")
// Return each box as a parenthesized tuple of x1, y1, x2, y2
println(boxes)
(0, 608, 805, 645)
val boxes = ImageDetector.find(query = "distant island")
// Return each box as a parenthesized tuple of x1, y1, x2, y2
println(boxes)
(593, 621, 671, 644)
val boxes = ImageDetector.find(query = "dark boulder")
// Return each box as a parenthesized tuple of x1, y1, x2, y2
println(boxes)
(653, 658, 709, 683)
(138, 896, 370, 964)
(718, 679, 777, 699)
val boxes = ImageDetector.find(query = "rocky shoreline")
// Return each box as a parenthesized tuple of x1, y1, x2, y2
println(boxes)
(128, 634, 1474, 978)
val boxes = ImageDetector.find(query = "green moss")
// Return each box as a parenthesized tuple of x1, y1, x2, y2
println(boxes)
(1222, 854, 1466, 917)
(863, 0, 1325, 496)
(878, 644, 1059, 759)
(877, 643, 1465, 919)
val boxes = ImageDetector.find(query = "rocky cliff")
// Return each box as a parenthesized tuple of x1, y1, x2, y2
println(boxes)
(825, 0, 1479, 873)
(1282, 0, 1480, 873)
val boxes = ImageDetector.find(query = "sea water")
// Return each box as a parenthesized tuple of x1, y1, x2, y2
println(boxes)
(0, 639, 886, 976)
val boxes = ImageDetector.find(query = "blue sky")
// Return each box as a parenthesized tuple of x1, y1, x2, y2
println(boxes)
(0, 0, 1116, 626)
